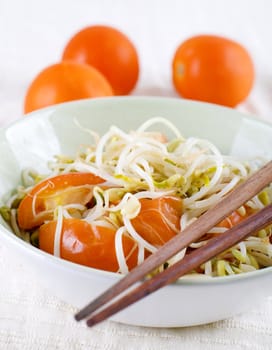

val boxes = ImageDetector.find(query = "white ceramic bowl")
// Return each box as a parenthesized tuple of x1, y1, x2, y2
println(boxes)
(0, 96, 272, 328)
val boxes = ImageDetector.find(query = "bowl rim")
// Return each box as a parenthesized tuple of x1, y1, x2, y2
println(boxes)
(1, 95, 272, 287)
(9, 94, 272, 128)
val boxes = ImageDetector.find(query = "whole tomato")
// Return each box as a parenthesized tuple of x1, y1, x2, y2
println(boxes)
(24, 61, 113, 113)
(62, 25, 139, 95)
(172, 35, 255, 107)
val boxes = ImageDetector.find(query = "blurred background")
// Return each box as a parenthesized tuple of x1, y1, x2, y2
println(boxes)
(0, 0, 271, 125)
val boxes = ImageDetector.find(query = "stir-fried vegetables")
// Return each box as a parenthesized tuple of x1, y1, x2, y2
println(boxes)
(1, 117, 272, 277)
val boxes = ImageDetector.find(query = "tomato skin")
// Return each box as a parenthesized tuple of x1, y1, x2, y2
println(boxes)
(24, 62, 113, 114)
(172, 35, 254, 107)
(131, 196, 183, 246)
(62, 25, 139, 95)
(17, 173, 105, 230)
(39, 219, 138, 272)
(218, 208, 252, 229)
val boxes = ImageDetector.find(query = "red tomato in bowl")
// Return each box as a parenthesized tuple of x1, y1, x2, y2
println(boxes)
(218, 207, 253, 229)
(62, 25, 139, 95)
(17, 173, 105, 229)
(131, 196, 183, 246)
(39, 219, 138, 272)
(172, 35, 255, 107)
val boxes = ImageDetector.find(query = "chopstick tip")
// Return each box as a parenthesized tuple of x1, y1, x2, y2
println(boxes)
(86, 316, 98, 328)
(74, 311, 84, 322)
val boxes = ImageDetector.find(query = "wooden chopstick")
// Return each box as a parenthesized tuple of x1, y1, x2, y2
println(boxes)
(85, 203, 272, 327)
(75, 160, 272, 325)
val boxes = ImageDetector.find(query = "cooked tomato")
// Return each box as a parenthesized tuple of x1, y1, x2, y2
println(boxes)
(172, 35, 255, 107)
(39, 219, 138, 272)
(17, 173, 104, 229)
(217, 207, 252, 229)
(62, 25, 139, 95)
(24, 61, 113, 114)
(131, 196, 183, 246)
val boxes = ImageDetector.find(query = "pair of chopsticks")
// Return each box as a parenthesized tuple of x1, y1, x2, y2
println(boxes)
(75, 160, 272, 327)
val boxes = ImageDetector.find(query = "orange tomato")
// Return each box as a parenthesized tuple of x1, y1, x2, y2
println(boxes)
(17, 173, 105, 229)
(39, 219, 138, 272)
(131, 196, 183, 246)
(62, 25, 139, 95)
(24, 61, 113, 114)
(217, 207, 252, 229)
(172, 35, 255, 107)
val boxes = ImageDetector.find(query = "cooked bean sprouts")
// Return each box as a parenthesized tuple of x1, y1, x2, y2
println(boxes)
(1, 117, 272, 277)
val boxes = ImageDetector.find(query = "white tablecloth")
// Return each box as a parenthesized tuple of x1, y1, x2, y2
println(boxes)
(1, 0, 272, 349)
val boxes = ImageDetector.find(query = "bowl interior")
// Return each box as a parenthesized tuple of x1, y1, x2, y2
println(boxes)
(1, 96, 272, 279)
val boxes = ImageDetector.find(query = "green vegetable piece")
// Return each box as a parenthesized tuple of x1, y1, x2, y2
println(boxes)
(0, 206, 11, 222)
(30, 230, 39, 248)
(258, 190, 270, 206)
(216, 260, 226, 276)
(231, 248, 247, 263)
